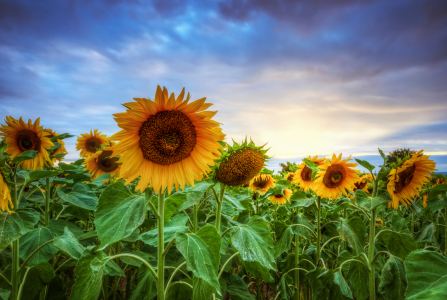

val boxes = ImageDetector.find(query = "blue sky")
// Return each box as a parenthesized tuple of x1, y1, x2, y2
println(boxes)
(1, 0, 446, 170)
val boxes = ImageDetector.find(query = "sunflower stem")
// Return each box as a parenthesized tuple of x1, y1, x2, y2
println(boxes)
(215, 184, 225, 233)
(157, 188, 165, 300)
(445, 206, 447, 255)
(44, 178, 51, 226)
(369, 173, 379, 300)
(193, 204, 198, 233)
(10, 168, 20, 300)
(294, 219, 300, 300)
(316, 196, 321, 268)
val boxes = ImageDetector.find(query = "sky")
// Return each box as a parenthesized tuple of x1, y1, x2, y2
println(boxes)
(1, 0, 446, 170)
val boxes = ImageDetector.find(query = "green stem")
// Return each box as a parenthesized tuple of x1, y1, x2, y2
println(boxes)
(316, 196, 321, 268)
(411, 211, 415, 235)
(44, 178, 51, 226)
(256, 277, 262, 300)
(157, 189, 165, 300)
(17, 267, 31, 300)
(445, 206, 447, 255)
(294, 233, 300, 300)
(218, 251, 239, 280)
(369, 208, 376, 300)
(165, 261, 187, 296)
(11, 171, 20, 300)
(215, 184, 225, 232)
(193, 205, 198, 233)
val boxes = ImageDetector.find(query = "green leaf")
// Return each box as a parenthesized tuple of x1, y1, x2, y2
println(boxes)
(306, 268, 328, 300)
(20, 263, 55, 300)
(192, 278, 215, 300)
(95, 181, 149, 249)
(378, 230, 418, 259)
(337, 217, 366, 255)
(275, 221, 294, 258)
(291, 214, 314, 239)
(57, 183, 98, 211)
(164, 193, 188, 222)
(355, 190, 389, 210)
(53, 227, 85, 259)
(19, 227, 59, 266)
(0, 287, 10, 300)
(47, 219, 84, 238)
(129, 265, 156, 300)
(226, 274, 256, 300)
(138, 213, 189, 247)
(230, 216, 277, 279)
(175, 225, 221, 294)
(428, 184, 447, 201)
(389, 213, 409, 232)
(338, 251, 369, 300)
(355, 158, 375, 172)
(12, 150, 37, 164)
(405, 250, 447, 300)
(290, 193, 316, 208)
(166, 282, 193, 300)
(180, 180, 212, 210)
(0, 209, 39, 251)
(25, 170, 62, 182)
(428, 184, 447, 212)
(303, 159, 321, 181)
(103, 260, 125, 277)
(278, 274, 294, 300)
(224, 194, 248, 211)
(379, 256, 406, 300)
(414, 223, 436, 243)
(69, 251, 104, 300)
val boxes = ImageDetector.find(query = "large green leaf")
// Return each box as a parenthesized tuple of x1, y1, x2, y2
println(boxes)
(20, 169, 63, 183)
(69, 251, 104, 300)
(58, 183, 98, 211)
(226, 274, 255, 300)
(230, 216, 276, 273)
(278, 274, 294, 300)
(337, 217, 366, 255)
(95, 181, 149, 249)
(0, 287, 10, 300)
(166, 282, 193, 300)
(428, 184, 447, 212)
(414, 223, 436, 243)
(355, 190, 388, 210)
(379, 256, 406, 300)
(405, 250, 447, 300)
(192, 278, 215, 300)
(378, 230, 418, 259)
(20, 263, 55, 300)
(129, 264, 156, 300)
(47, 219, 84, 238)
(12, 150, 37, 164)
(138, 213, 189, 247)
(53, 227, 85, 259)
(337, 250, 369, 300)
(289, 192, 315, 208)
(19, 227, 59, 266)
(180, 180, 212, 210)
(274, 221, 294, 258)
(291, 214, 314, 239)
(175, 225, 221, 294)
(354, 159, 375, 172)
(306, 268, 328, 300)
(0, 209, 39, 251)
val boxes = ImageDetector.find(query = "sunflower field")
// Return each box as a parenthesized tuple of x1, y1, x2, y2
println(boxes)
(1, 86, 447, 300)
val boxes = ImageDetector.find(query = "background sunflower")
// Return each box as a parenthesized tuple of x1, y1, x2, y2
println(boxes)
(44, 128, 68, 164)
(84, 146, 121, 180)
(294, 155, 325, 191)
(268, 188, 292, 205)
(0, 167, 12, 214)
(76, 129, 109, 158)
(249, 174, 275, 195)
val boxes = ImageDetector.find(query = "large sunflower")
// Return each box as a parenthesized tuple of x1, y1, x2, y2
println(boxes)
(294, 155, 325, 191)
(0, 169, 12, 214)
(314, 154, 360, 200)
(84, 146, 121, 180)
(44, 128, 68, 164)
(387, 150, 436, 209)
(111, 85, 224, 193)
(268, 188, 292, 205)
(0, 117, 53, 170)
(249, 174, 275, 195)
(76, 129, 109, 158)
(213, 139, 269, 186)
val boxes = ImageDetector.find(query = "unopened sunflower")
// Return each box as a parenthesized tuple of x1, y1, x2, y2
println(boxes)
(111, 86, 224, 193)
(314, 154, 360, 200)
(84, 146, 120, 180)
(0, 117, 53, 170)
(0, 168, 12, 214)
(76, 129, 109, 158)
(387, 150, 436, 209)
(213, 139, 269, 186)
(268, 188, 292, 205)
(294, 155, 325, 191)
(353, 174, 373, 193)
(249, 174, 275, 195)
(44, 128, 68, 164)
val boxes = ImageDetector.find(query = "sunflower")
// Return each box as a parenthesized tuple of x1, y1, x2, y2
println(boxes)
(268, 188, 292, 205)
(314, 154, 360, 200)
(294, 155, 326, 191)
(353, 174, 373, 193)
(84, 146, 121, 180)
(249, 174, 275, 195)
(375, 217, 383, 226)
(434, 178, 447, 186)
(284, 172, 295, 183)
(213, 139, 269, 186)
(387, 150, 436, 209)
(0, 169, 12, 214)
(0, 117, 53, 170)
(111, 86, 224, 193)
(422, 193, 429, 208)
(44, 128, 68, 164)
(76, 129, 109, 158)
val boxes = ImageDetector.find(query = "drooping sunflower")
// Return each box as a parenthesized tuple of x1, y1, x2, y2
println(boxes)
(0, 167, 12, 214)
(44, 128, 68, 164)
(213, 139, 269, 186)
(0, 117, 53, 170)
(314, 154, 360, 200)
(76, 129, 109, 158)
(249, 174, 275, 195)
(294, 155, 326, 191)
(387, 150, 436, 209)
(353, 174, 373, 193)
(111, 85, 225, 193)
(268, 188, 292, 205)
(84, 146, 121, 180)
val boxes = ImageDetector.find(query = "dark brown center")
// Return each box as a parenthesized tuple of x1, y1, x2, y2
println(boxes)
(323, 164, 346, 188)
(301, 166, 312, 181)
(139, 110, 196, 165)
(394, 165, 415, 193)
(286, 174, 294, 182)
(354, 180, 367, 190)
(85, 137, 102, 153)
(95, 150, 119, 172)
(252, 175, 270, 188)
(17, 130, 41, 152)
